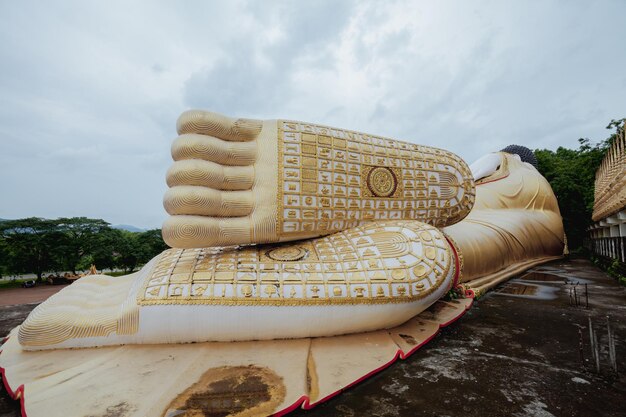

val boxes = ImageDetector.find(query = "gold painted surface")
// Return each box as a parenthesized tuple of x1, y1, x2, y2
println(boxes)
(365, 166, 400, 197)
(138, 221, 454, 306)
(18, 273, 139, 347)
(277, 120, 475, 238)
(444, 154, 565, 284)
(162, 112, 279, 248)
(161, 110, 475, 249)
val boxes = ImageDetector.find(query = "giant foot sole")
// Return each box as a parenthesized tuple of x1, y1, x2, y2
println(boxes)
(162, 110, 475, 248)
(18, 220, 460, 349)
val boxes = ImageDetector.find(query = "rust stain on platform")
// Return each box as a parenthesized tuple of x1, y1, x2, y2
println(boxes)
(163, 365, 286, 417)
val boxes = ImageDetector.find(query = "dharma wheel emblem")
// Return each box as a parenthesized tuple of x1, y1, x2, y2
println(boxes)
(266, 246, 309, 262)
(367, 167, 397, 197)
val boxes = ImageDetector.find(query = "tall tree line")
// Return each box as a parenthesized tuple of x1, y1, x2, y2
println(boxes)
(534, 119, 624, 251)
(0, 217, 168, 279)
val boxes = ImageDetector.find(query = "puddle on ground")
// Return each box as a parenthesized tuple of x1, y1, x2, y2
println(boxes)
(520, 270, 591, 285)
(531, 267, 566, 274)
(498, 283, 538, 295)
(519, 272, 567, 283)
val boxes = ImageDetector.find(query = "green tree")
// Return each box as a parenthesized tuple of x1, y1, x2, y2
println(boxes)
(109, 229, 169, 273)
(114, 230, 141, 273)
(135, 229, 168, 264)
(0, 235, 9, 278)
(535, 133, 612, 251)
(0, 218, 65, 279)
(55, 217, 110, 273)
(89, 228, 126, 272)
(0, 217, 168, 278)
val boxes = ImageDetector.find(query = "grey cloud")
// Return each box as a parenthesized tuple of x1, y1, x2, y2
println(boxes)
(0, 0, 625, 228)
(246, 0, 357, 50)
(183, 0, 358, 116)
(183, 45, 287, 115)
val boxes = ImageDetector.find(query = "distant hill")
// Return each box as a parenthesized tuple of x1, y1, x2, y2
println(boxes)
(112, 224, 146, 233)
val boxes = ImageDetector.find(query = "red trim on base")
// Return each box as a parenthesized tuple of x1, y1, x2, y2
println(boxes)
(398, 331, 439, 360)
(445, 236, 462, 289)
(2, 295, 473, 417)
(438, 300, 473, 328)
(303, 350, 403, 409)
(0, 356, 27, 417)
(271, 298, 474, 416)
(273, 396, 307, 417)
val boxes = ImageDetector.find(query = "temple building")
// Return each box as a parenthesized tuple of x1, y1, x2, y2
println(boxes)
(589, 124, 626, 263)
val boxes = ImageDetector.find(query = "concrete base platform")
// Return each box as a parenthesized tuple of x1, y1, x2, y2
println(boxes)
(1, 259, 625, 417)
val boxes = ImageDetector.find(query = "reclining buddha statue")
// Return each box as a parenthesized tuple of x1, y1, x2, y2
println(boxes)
(16, 110, 565, 349)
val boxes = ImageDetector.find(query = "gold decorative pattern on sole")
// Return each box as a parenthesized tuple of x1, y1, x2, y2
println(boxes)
(277, 120, 475, 238)
(138, 221, 455, 306)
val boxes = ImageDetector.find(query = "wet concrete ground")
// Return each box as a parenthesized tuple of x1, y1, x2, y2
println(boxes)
(1, 259, 625, 417)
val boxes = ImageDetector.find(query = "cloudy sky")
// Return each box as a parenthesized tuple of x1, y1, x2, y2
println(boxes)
(1, 0, 624, 229)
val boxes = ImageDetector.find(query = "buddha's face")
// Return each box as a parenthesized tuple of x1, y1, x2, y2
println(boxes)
(470, 153, 502, 182)
(470, 152, 526, 182)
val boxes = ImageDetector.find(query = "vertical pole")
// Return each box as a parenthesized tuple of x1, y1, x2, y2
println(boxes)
(589, 317, 595, 366)
(607, 317, 618, 374)
(578, 327, 585, 366)
(569, 286, 573, 306)
(589, 317, 601, 373)
(593, 328, 601, 373)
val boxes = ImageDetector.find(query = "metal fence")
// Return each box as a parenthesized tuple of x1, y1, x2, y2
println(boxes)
(589, 237, 626, 263)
